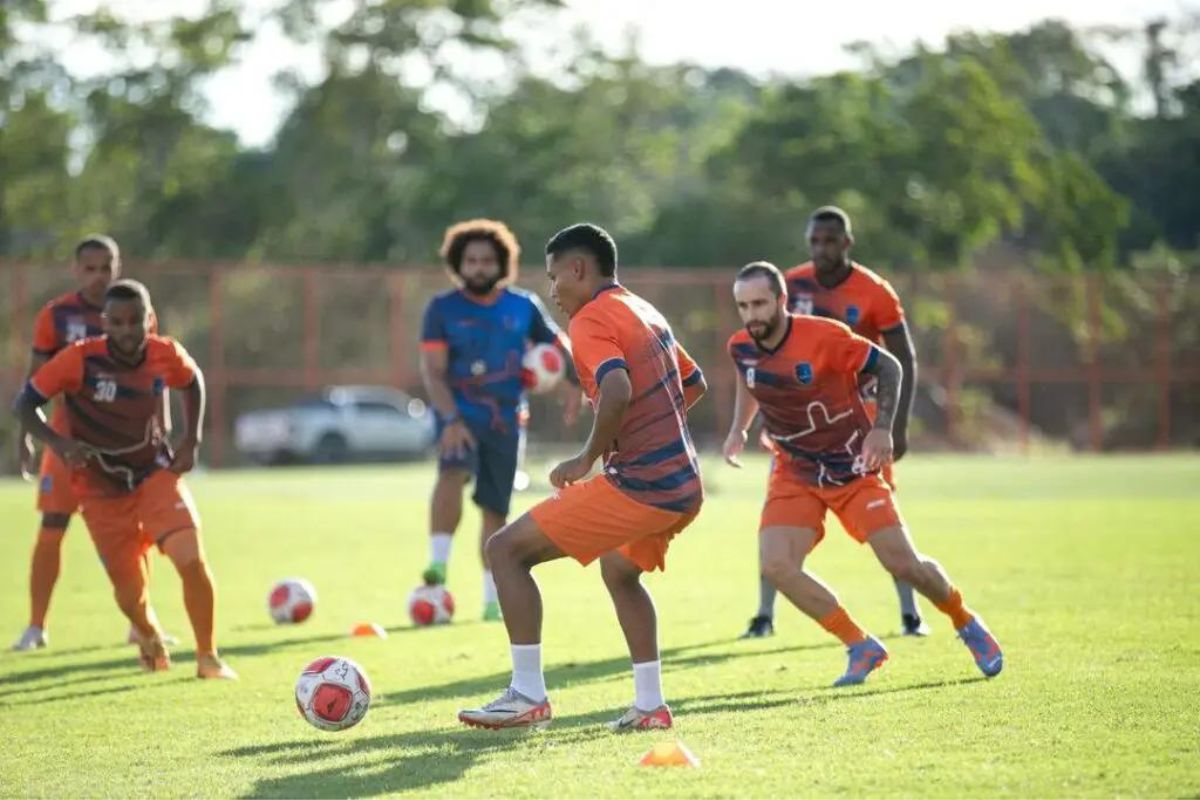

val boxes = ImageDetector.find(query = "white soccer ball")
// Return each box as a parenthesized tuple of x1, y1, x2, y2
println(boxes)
(408, 584, 455, 626)
(269, 578, 317, 624)
(521, 343, 566, 395)
(295, 656, 372, 732)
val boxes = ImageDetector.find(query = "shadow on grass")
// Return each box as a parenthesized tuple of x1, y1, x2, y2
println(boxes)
(0, 674, 194, 708)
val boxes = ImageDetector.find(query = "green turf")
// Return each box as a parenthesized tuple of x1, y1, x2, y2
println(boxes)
(1, 455, 1198, 798)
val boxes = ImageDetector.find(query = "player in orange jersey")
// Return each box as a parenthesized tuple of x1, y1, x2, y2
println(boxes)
(742, 206, 927, 640)
(458, 223, 706, 732)
(723, 262, 1001, 685)
(11, 236, 174, 652)
(13, 280, 235, 679)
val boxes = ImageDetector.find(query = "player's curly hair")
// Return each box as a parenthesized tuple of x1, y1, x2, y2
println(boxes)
(439, 219, 521, 286)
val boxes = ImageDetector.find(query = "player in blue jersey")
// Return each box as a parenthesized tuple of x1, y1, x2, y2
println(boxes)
(419, 219, 580, 621)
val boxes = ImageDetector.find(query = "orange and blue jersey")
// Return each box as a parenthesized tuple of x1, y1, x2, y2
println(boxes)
(729, 314, 882, 487)
(24, 335, 199, 496)
(569, 284, 704, 514)
(784, 261, 904, 345)
(421, 287, 562, 434)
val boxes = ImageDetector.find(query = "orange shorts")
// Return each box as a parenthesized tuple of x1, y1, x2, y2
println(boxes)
(78, 470, 200, 574)
(760, 461, 903, 546)
(530, 475, 698, 573)
(36, 447, 80, 516)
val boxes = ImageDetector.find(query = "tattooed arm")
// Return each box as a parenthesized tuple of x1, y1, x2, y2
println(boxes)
(860, 346, 903, 469)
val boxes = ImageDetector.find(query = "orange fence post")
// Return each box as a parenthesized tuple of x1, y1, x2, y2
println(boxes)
(389, 272, 409, 389)
(1086, 276, 1103, 452)
(208, 268, 228, 468)
(1155, 280, 1172, 450)
(1016, 277, 1032, 453)
(303, 267, 320, 390)
(712, 277, 733, 440)
(942, 276, 959, 446)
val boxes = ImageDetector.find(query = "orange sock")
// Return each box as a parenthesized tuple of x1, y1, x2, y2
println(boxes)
(935, 587, 975, 629)
(179, 560, 216, 655)
(818, 606, 868, 646)
(29, 528, 65, 628)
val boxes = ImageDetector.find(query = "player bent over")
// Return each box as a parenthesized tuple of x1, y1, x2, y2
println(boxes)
(722, 262, 1001, 685)
(13, 280, 235, 679)
(458, 223, 706, 732)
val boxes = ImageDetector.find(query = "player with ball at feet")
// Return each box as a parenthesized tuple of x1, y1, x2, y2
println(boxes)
(722, 262, 1002, 686)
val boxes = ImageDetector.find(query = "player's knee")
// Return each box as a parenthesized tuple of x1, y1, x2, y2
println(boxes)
(761, 552, 797, 586)
(882, 550, 921, 582)
(599, 554, 639, 590)
(484, 530, 513, 567)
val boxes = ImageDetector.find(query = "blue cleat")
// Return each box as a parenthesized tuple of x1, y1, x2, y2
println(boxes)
(958, 617, 1003, 677)
(833, 635, 888, 687)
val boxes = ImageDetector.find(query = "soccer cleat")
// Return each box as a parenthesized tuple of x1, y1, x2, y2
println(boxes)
(196, 654, 239, 680)
(902, 613, 931, 637)
(11, 625, 48, 652)
(740, 615, 775, 639)
(422, 562, 447, 586)
(482, 601, 503, 622)
(458, 687, 552, 730)
(958, 617, 1003, 677)
(609, 704, 673, 732)
(134, 631, 171, 672)
(127, 627, 180, 646)
(833, 635, 889, 687)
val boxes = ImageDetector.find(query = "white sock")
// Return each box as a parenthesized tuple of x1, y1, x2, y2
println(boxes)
(632, 660, 664, 711)
(429, 533, 453, 565)
(510, 644, 546, 701)
(482, 570, 498, 604)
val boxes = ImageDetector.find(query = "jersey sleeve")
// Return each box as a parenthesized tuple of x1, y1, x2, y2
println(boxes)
(675, 338, 703, 387)
(31, 306, 58, 356)
(162, 338, 199, 389)
(873, 279, 905, 334)
(820, 321, 879, 376)
(526, 293, 564, 347)
(420, 299, 447, 351)
(27, 344, 85, 403)
(569, 311, 626, 385)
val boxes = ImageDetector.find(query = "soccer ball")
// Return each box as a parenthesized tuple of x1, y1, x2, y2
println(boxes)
(295, 656, 372, 732)
(408, 584, 455, 626)
(269, 578, 317, 624)
(521, 343, 565, 394)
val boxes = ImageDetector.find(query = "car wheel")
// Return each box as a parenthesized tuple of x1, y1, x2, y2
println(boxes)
(312, 432, 349, 464)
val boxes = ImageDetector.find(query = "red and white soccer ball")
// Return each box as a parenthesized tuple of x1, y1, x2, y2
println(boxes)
(269, 578, 317, 624)
(408, 584, 455, 626)
(521, 343, 565, 395)
(295, 656, 372, 732)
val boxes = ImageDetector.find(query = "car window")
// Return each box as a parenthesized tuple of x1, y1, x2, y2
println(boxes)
(293, 397, 337, 411)
(353, 400, 405, 416)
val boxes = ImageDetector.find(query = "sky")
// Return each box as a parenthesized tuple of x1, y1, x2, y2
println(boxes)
(45, 0, 1195, 146)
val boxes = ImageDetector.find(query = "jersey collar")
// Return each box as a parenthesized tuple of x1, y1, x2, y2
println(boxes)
(592, 282, 622, 300)
(458, 287, 505, 306)
(755, 314, 793, 355)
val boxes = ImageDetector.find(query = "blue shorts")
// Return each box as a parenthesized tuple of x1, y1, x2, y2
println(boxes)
(438, 420, 519, 517)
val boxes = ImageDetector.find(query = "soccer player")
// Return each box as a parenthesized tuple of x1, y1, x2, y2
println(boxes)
(11, 236, 174, 652)
(723, 262, 1001, 685)
(457, 223, 706, 732)
(420, 219, 581, 621)
(742, 206, 927, 639)
(13, 280, 235, 679)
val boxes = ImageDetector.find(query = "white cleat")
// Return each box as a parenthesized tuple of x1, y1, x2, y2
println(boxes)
(608, 704, 674, 732)
(11, 625, 48, 652)
(458, 687, 553, 730)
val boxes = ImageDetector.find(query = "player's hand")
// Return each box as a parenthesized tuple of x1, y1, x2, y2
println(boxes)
(723, 429, 747, 468)
(862, 427, 894, 472)
(169, 437, 200, 474)
(16, 433, 37, 481)
(559, 384, 582, 426)
(549, 452, 592, 488)
(758, 428, 775, 452)
(439, 420, 475, 460)
(53, 437, 95, 469)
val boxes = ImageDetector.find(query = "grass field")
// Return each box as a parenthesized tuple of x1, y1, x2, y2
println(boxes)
(1, 454, 1198, 798)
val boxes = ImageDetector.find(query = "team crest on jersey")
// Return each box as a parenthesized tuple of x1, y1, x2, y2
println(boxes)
(152, 377, 165, 395)
(40, 475, 52, 494)
(470, 360, 487, 376)
(794, 362, 813, 384)
(845, 305, 861, 325)
(792, 294, 814, 315)
(66, 317, 88, 342)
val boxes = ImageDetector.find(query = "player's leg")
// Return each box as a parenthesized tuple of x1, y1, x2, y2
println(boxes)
(883, 467, 927, 636)
(457, 512, 564, 729)
(125, 555, 179, 647)
(742, 451, 778, 640)
(426, 463, 471, 585)
(866, 525, 1002, 677)
(472, 429, 519, 621)
(13, 448, 76, 651)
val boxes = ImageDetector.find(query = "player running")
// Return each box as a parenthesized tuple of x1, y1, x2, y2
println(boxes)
(742, 206, 927, 640)
(723, 262, 1001, 685)
(13, 280, 235, 679)
(420, 219, 580, 621)
(457, 223, 707, 732)
(11, 235, 174, 652)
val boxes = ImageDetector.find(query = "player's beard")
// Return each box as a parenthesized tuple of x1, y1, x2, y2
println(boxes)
(462, 273, 501, 296)
(746, 313, 782, 343)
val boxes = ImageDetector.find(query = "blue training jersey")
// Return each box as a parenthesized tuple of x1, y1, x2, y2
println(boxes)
(420, 287, 563, 433)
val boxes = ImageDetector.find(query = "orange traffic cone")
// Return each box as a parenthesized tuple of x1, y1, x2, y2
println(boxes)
(350, 622, 388, 639)
(639, 740, 700, 767)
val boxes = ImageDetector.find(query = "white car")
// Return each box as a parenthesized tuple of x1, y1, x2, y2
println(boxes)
(235, 385, 436, 465)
